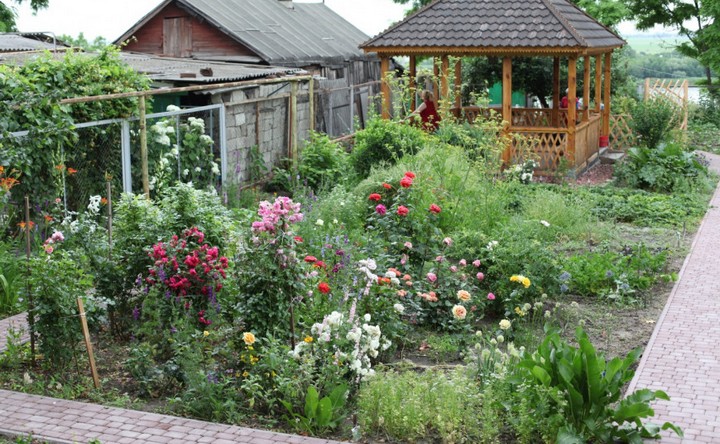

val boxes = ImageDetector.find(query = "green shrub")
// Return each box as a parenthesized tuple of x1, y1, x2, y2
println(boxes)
(0, 241, 22, 315)
(350, 117, 427, 177)
(357, 368, 483, 443)
(614, 142, 709, 193)
(520, 326, 682, 442)
(298, 132, 349, 190)
(630, 97, 677, 149)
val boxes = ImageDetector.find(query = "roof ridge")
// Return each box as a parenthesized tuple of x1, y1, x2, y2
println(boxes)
(360, 0, 446, 48)
(540, 0, 586, 47)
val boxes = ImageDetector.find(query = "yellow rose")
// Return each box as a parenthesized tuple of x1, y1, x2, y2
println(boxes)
(243, 332, 256, 346)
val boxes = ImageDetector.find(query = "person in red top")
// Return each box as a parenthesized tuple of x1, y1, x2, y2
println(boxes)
(409, 90, 441, 132)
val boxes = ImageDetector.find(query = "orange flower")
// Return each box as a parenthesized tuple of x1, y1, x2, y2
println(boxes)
(17, 221, 35, 230)
(100, 197, 108, 205)
(0, 166, 4, 173)
(67, 168, 78, 175)
(55, 164, 65, 171)
(44, 215, 53, 222)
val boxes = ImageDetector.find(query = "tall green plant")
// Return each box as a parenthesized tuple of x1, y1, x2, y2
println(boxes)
(519, 326, 683, 442)
(630, 97, 677, 149)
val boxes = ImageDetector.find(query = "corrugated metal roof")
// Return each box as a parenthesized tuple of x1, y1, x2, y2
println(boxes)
(0, 34, 64, 52)
(361, 0, 625, 52)
(176, 0, 372, 65)
(120, 52, 300, 82)
(0, 50, 301, 83)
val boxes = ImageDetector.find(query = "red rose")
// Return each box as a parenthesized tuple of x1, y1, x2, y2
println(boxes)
(400, 176, 413, 188)
(429, 204, 441, 214)
(314, 261, 326, 268)
(294, 236, 303, 243)
(368, 193, 382, 201)
(304, 255, 317, 263)
(397, 205, 409, 216)
(318, 282, 331, 294)
(382, 183, 392, 190)
(404, 171, 416, 179)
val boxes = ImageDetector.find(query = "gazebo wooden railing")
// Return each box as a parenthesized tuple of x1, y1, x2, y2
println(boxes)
(458, 106, 603, 172)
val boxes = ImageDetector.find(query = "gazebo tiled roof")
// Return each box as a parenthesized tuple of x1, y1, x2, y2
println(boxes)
(361, 0, 625, 55)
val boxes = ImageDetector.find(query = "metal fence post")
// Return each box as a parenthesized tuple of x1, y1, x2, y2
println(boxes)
(121, 120, 132, 194)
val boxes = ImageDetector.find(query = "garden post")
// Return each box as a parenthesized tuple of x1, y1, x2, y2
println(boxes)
(290, 80, 298, 170)
(409, 55, 417, 112)
(602, 52, 612, 138)
(501, 57, 513, 165)
(309, 77, 315, 133)
(594, 55, 602, 113)
(380, 56, 391, 119)
(139, 95, 150, 198)
(77, 297, 100, 389)
(24, 196, 35, 364)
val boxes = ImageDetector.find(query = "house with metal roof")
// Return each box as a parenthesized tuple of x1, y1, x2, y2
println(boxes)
(114, 0, 379, 83)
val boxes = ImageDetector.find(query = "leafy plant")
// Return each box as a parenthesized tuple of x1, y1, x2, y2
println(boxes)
(614, 142, 709, 193)
(630, 97, 677, 149)
(519, 326, 683, 442)
(282, 384, 348, 434)
(0, 242, 22, 315)
(350, 117, 427, 177)
(298, 132, 349, 190)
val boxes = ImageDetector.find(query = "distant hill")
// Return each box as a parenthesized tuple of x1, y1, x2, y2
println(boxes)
(624, 34, 689, 55)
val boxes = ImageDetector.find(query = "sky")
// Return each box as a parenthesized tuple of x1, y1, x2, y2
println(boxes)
(14, 0, 410, 42)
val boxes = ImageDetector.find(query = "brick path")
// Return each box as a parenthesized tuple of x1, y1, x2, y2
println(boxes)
(626, 151, 720, 442)
(0, 313, 29, 353)
(0, 390, 342, 444)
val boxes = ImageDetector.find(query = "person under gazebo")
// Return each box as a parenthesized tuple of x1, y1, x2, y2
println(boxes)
(408, 90, 441, 132)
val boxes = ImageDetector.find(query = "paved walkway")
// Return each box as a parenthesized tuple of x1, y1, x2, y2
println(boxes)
(0, 389, 341, 444)
(626, 151, 720, 443)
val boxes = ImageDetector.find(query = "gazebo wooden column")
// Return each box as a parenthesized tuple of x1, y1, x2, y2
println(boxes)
(583, 56, 590, 122)
(552, 57, 560, 126)
(454, 58, 462, 110)
(502, 57, 512, 163)
(380, 56, 391, 119)
(409, 55, 417, 111)
(567, 56, 577, 165)
(433, 58, 440, 105)
(602, 52, 611, 137)
(440, 55, 450, 100)
(594, 55, 602, 112)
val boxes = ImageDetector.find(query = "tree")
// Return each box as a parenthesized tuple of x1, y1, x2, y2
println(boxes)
(625, 0, 719, 85)
(0, 0, 49, 31)
(58, 33, 109, 51)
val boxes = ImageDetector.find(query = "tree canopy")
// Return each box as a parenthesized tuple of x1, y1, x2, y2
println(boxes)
(0, 0, 49, 31)
(624, 0, 719, 85)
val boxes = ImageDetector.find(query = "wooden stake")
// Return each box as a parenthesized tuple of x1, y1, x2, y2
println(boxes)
(24, 196, 35, 365)
(308, 77, 315, 133)
(380, 56, 391, 119)
(290, 80, 298, 169)
(502, 57, 513, 165)
(77, 297, 100, 389)
(139, 95, 150, 198)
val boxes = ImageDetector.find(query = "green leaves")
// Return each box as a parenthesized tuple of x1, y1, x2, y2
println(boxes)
(519, 326, 683, 442)
(283, 384, 348, 434)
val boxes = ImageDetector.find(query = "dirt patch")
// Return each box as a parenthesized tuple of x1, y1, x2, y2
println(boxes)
(574, 163, 615, 185)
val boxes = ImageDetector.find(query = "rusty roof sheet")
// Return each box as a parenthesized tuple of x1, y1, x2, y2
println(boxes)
(361, 0, 625, 52)
(0, 50, 300, 83)
(0, 34, 66, 52)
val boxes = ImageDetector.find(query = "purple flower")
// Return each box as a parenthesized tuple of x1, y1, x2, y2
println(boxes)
(132, 306, 140, 321)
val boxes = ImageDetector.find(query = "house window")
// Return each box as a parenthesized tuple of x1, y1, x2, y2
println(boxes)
(163, 17, 192, 57)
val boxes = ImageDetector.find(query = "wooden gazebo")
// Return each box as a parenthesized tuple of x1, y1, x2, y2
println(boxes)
(360, 0, 625, 172)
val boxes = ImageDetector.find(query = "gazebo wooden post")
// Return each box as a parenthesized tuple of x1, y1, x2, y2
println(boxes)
(380, 56, 391, 119)
(409, 55, 417, 111)
(594, 55, 602, 113)
(583, 56, 590, 122)
(567, 56, 577, 166)
(552, 57, 560, 127)
(502, 57, 513, 164)
(454, 58, 462, 112)
(432, 57, 440, 106)
(602, 52, 611, 137)
(440, 55, 450, 102)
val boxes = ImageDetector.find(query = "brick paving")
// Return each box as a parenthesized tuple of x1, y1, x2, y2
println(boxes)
(0, 313, 29, 353)
(626, 151, 720, 442)
(0, 390, 343, 443)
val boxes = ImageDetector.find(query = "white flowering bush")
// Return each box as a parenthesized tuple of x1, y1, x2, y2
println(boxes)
(146, 106, 220, 194)
(504, 159, 537, 184)
(291, 306, 390, 382)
